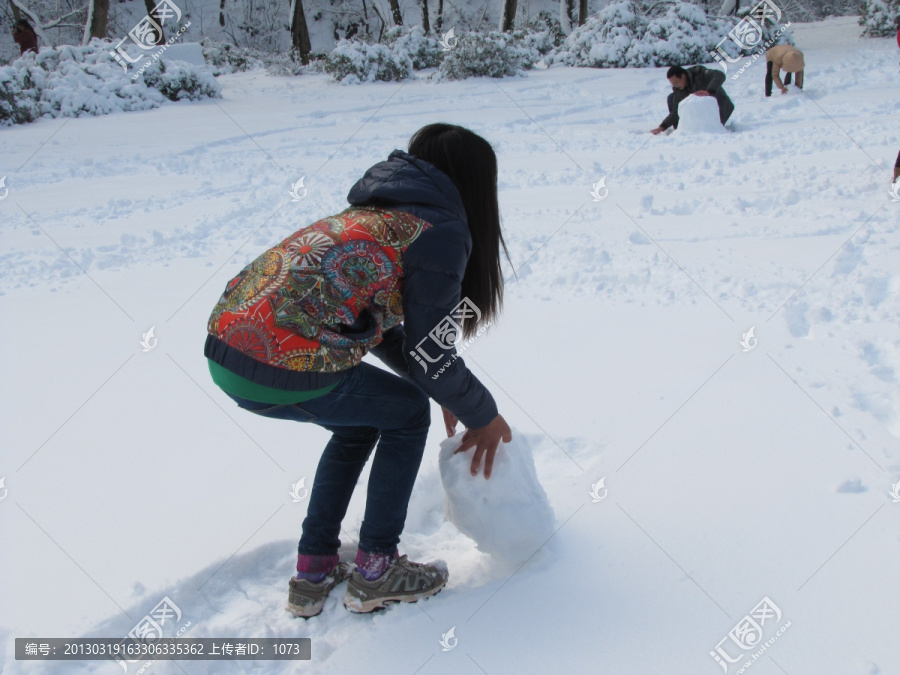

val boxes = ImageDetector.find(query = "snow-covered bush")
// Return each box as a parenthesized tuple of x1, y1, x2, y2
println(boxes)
(634, 2, 730, 67)
(518, 11, 567, 56)
(553, 0, 780, 69)
(0, 40, 220, 127)
(438, 31, 535, 80)
(324, 39, 413, 83)
(859, 0, 900, 37)
(142, 61, 221, 101)
(200, 38, 307, 76)
(200, 39, 264, 74)
(383, 26, 444, 69)
(556, 1, 646, 68)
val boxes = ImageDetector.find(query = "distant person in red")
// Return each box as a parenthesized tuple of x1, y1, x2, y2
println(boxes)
(12, 19, 39, 55)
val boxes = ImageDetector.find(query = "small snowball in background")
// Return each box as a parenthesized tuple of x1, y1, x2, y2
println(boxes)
(675, 95, 727, 134)
(438, 430, 555, 564)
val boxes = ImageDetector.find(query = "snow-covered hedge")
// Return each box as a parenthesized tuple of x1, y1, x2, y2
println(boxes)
(323, 21, 561, 83)
(200, 39, 265, 74)
(858, 0, 900, 37)
(550, 0, 793, 69)
(200, 38, 307, 76)
(519, 11, 567, 56)
(0, 41, 220, 127)
(556, 1, 736, 68)
(634, 2, 731, 67)
(324, 40, 413, 83)
(383, 26, 444, 70)
(439, 31, 537, 80)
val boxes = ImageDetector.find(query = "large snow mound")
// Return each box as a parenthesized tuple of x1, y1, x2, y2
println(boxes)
(675, 94, 727, 134)
(438, 430, 555, 563)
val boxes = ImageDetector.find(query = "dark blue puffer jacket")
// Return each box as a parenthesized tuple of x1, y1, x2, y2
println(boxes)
(349, 150, 498, 429)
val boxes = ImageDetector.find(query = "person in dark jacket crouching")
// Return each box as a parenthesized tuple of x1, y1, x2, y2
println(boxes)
(651, 65, 734, 134)
(205, 123, 512, 617)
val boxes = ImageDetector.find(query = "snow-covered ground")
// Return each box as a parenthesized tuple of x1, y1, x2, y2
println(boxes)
(2, 15, 899, 674)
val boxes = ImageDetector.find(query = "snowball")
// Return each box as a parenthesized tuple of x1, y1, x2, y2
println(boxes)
(438, 430, 555, 564)
(675, 94, 727, 134)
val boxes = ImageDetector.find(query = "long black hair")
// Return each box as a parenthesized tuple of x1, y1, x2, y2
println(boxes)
(407, 123, 509, 338)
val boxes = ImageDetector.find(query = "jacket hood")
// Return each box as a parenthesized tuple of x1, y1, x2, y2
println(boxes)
(347, 150, 467, 224)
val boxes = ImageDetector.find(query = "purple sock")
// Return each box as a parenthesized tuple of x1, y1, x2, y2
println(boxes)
(295, 552, 340, 584)
(355, 548, 398, 581)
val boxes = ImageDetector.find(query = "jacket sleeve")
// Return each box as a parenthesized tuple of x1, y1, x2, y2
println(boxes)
(660, 88, 689, 130)
(399, 225, 499, 429)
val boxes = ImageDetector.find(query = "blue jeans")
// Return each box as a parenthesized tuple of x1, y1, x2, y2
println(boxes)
(225, 363, 431, 556)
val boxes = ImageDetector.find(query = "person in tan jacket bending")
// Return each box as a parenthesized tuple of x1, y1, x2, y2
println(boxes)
(765, 45, 804, 96)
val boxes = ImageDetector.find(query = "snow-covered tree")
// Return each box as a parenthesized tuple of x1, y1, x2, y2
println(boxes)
(859, 0, 900, 37)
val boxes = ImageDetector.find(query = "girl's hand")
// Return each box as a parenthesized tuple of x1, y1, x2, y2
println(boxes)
(455, 414, 512, 479)
(442, 407, 459, 437)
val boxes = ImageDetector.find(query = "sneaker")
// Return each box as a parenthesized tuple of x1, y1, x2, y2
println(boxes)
(286, 562, 351, 618)
(344, 554, 448, 613)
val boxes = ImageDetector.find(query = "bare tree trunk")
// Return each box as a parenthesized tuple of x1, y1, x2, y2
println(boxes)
(290, 0, 312, 64)
(84, 0, 109, 41)
(435, 0, 443, 32)
(500, 0, 516, 31)
(219, 0, 225, 26)
(578, 0, 587, 25)
(420, 0, 429, 32)
(143, 0, 165, 44)
(388, 0, 402, 25)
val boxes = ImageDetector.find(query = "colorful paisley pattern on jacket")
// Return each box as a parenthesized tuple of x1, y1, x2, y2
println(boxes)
(207, 206, 430, 372)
